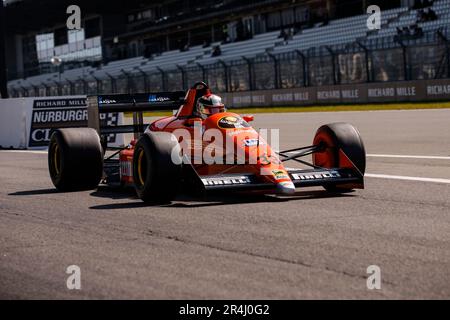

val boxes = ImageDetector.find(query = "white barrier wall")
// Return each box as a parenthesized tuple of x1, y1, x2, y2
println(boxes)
(0, 98, 33, 149)
(0, 96, 125, 149)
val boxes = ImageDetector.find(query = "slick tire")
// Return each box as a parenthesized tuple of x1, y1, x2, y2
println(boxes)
(133, 131, 182, 203)
(312, 122, 366, 192)
(48, 128, 103, 191)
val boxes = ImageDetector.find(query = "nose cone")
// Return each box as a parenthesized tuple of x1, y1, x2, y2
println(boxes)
(276, 181, 296, 195)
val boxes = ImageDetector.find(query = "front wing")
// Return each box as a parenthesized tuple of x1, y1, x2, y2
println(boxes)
(199, 167, 363, 193)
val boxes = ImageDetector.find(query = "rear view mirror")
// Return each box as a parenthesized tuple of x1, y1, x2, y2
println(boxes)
(243, 115, 254, 123)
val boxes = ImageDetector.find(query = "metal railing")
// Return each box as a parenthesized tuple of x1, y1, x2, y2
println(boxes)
(8, 28, 450, 98)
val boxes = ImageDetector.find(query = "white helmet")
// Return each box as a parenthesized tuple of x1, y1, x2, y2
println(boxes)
(196, 94, 226, 119)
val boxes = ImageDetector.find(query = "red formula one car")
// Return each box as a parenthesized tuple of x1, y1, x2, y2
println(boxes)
(48, 82, 366, 203)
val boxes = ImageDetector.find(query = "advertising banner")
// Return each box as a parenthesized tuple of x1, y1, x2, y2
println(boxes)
(0, 96, 125, 149)
(28, 96, 120, 147)
(225, 80, 449, 108)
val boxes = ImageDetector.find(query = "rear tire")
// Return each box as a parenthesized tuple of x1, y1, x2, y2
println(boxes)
(133, 132, 182, 203)
(48, 128, 103, 191)
(312, 122, 366, 192)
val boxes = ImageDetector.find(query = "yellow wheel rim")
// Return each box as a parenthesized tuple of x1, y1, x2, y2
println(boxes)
(137, 149, 145, 186)
(53, 144, 60, 175)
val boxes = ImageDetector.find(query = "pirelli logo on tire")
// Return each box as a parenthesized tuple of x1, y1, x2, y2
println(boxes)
(29, 97, 119, 147)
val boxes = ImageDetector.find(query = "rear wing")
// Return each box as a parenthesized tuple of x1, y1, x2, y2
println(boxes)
(87, 92, 185, 139)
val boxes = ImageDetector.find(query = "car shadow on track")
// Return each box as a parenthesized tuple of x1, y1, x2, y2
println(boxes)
(90, 185, 139, 200)
(9, 188, 60, 196)
(88, 186, 355, 210)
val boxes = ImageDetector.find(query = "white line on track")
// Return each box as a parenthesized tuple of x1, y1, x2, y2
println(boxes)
(367, 154, 450, 160)
(366, 173, 450, 184)
(285, 151, 450, 160)
(0, 150, 47, 154)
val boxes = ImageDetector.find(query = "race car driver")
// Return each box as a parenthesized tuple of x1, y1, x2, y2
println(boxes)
(194, 94, 227, 120)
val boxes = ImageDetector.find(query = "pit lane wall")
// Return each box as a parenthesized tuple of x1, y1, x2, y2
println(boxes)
(0, 96, 124, 149)
(221, 79, 450, 107)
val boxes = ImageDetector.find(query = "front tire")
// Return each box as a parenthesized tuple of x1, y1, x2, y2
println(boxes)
(48, 128, 103, 191)
(133, 132, 182, 203)
(313, 122, 366, 192)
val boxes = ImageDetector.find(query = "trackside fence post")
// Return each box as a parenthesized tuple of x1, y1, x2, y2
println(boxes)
(136, 67, 148, 92)
(295, 50, 308, 87)
(397, 40, 409, 81)
(157, 67, 166, 91)
(177, 65, 187, 90)
(242, 57, 253, 91)
(268, 53, 280, 89)
(196, 63, 206, 83)
(218, 60, 229, 92)
(357, 41, 371, 82)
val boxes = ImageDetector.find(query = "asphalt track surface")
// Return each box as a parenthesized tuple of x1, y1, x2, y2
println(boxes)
(1, 109, 449, 299)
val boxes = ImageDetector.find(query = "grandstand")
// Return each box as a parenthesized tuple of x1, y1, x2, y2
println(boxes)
(3, 0, 450, 97)
(273, 7, 409, 53)
(371, 0, 450, 39)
